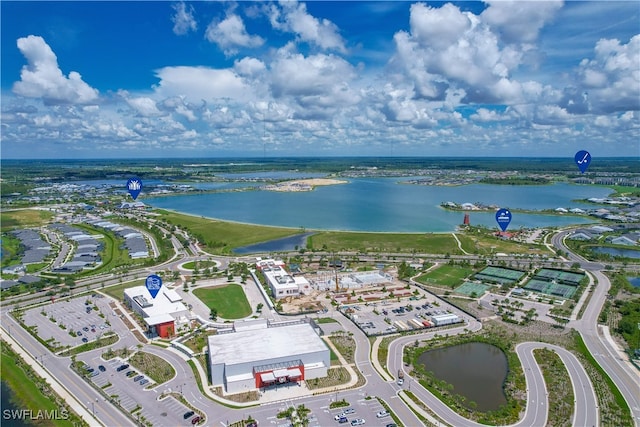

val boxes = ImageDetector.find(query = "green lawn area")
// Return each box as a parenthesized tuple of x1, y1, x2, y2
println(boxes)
(128, 351, 176, 385)
(0, 209, 53, 231)
(415, 264, 475, 289)
(155, 209, 299, 254)
(458, 230, 551, 255)
(102, 279, 145, 301)
(308, 232, 463, 254)
(193, 284, 252, 319)
(1, 343, 80, 427)
(182, 260, 218, 270)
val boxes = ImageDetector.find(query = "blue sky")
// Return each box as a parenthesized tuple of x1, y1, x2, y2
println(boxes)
(1, 1, 638, 159)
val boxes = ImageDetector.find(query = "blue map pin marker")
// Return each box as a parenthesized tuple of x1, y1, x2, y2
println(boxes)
(574, 150, 591, 174)
(495, 208, 512, 232)
(126, 177, 143, 200)
(145, 274, 162, 299)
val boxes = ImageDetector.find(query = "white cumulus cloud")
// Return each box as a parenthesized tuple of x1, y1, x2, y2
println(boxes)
(12, 35, 99, 105)
(481, 0, 563, 44)
(268, 1, 346, 53)
(205, 13, 264, 56)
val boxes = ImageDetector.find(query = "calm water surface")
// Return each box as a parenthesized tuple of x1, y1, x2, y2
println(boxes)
(145, 180, 607, 232)
(591, 247, 640, 259)
(417, 342, 508, 412)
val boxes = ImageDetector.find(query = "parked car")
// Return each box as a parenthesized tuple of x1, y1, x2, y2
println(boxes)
(133, 375, 143, 381)
(350, 419, 365, 426)
(191, 416, 201, 424)
(139, 379, 149, 386)
(183, 411, 194, 419)
(81, 337, 88, 343)
(386, 424, 397, 427)
(337, 417, 348, 424)
(98, 365, 106, 372)
(376, 411, 390, 418)
(77, 331, 83, 336)
(342, 408, 355, 415)
(116, 364, 129, 372)
(83, 327, 89, 332)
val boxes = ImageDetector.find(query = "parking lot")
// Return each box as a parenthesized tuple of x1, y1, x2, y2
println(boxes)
(319, 396, 394, 427)
(340, 292, 463, 336)
(22, 294, 120, 348)
(80, 356, 198, 427)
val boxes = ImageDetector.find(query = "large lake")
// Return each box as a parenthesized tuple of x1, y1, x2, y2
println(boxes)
(144, 180, 608, 232)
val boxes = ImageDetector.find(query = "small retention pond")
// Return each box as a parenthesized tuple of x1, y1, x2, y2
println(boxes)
(416, 342, 508, 412)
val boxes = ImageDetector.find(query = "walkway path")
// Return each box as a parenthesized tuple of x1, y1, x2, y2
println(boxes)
(451, 233, 470, 255)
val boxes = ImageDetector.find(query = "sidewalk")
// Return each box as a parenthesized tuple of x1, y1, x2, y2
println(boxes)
(370, 336, 394, 381)
(599, 325, 640, 380)
(0, 328, 102, 426)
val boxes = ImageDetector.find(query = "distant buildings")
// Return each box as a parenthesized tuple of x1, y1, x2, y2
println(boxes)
(207, 319, 329, 394)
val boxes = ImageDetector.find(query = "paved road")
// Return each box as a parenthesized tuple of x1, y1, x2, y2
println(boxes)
(554, 229, 640, 425)
(3, 224, 639, 427)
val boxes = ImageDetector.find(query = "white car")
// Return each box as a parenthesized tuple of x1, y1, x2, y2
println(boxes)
(376, 411, 390, 418)
(350, 419, 365, 426)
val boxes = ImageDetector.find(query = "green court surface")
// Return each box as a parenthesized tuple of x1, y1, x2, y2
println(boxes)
(474, 266, 525, 284)
(535, 268, 584, 285)
(454, 282, 491, 296)
(523, 279, 577, 299)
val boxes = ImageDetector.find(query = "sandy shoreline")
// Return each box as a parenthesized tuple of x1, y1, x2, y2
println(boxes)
(262, 178, 348, 192)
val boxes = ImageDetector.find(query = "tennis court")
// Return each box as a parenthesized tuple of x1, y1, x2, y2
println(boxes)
(474, 266, 525, 285)
(454, 282, 491, 296)
(523, 279, 577, 299)
(535, 268, 584, 285)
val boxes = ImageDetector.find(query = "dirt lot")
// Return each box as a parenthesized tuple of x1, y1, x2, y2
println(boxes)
(279, 291, 327, 313)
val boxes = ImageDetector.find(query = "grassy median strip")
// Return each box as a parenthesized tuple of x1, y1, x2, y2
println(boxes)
(533, 348, 574, 427)
(573, 333, 632, 427)
(128, 351, 176, 385)
(59, 332, 118, 356)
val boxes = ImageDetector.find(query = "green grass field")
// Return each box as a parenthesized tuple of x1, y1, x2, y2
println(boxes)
(1, 343, 77, 427)
(102, 279, 146, 301)
(308, 232, 463, 254)
(155, 209, 298, 254)
(193, 284, 252, 319)
(415, 264, 475, 289)
(0, 209, 53, 231)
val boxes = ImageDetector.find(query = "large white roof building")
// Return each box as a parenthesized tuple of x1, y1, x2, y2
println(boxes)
(208, 319, 329, 394)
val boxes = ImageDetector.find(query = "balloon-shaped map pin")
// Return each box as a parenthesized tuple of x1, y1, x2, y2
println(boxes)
(495, 208, 512, 232)
(145, 274, 162, 299)
(126, 177, 143, 200)
(574, 150, 591, 174)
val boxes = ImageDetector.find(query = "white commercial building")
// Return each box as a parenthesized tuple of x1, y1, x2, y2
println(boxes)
(256, 259, 311, 299)
(208, 319, 330, 394)
(430, 313, 461, 327)
(123, 285, 189, 338)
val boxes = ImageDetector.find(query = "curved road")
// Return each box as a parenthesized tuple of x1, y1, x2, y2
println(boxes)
(3, 223, 638, 427)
